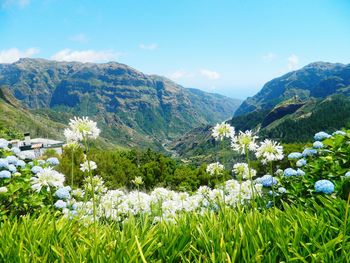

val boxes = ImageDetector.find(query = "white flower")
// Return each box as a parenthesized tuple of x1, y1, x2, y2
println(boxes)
(64, 128, 82, 143)
(68, 116, 100, 140)
(30, 167, 65, 192)
(255, 139, 284, 165)
(233, 163, 256, 179)
(231, 130, 258, 154)
(206, 162, 225, 177)
(80, 161, 97, 172)
(212, 122, 235, 141)
(0, 186, 8, 194)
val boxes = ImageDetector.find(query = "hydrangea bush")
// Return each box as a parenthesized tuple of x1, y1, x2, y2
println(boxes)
(1, 117, 350, 224)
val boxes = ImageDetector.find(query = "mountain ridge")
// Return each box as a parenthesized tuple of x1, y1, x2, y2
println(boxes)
(0, 58, 241, 150)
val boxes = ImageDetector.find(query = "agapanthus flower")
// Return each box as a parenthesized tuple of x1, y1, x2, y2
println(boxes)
(80, 160, 97, 172)
(255, 174, 277, 187)
(30, 167, 65, 192)
(67, 116, 100, 141)
(46, 157, 60, 166)
(233, 163, 256, 179)
(0, 138, 9, 149)
(315, 180, 334, 194)
(84, 175, 106, 194)
(212, 122, 235, 141)
(288, 152, 302, 159)
(296, 158, 307, 167)
(314, 131, 331, 141)
(332, 130, 346, 136)
(231, 130, 258, 154)
(72, 188, 85, 199)
(0, 186, 8, 194)
(313, 141, 324, 149)
(206, 162, 225, 177)
(284, 168, 298, 177)
(0, 170, 11, 179)
(255, 139, 284, 164)
(302, 148, 317, 157)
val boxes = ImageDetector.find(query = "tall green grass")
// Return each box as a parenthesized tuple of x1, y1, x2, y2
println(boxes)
(0, 196, 349, 262)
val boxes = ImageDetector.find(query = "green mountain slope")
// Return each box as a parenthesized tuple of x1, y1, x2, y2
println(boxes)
(0, 58, 241, 149)
(235, 62, 350, 116)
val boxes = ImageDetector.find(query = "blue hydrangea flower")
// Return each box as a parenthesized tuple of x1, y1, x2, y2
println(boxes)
(284, 168, 298, 177)
(296, 158, 307, 167)
(11, 147, 21, 154)
(278, 187, 287, 194)
(55, 186, 71, 200)
(0, 138, 9, 149)
(296, 169, 305, 176)
(315, 180, 334, 194)
(313, 141, 324, 149)
(332, 130, 346, 136)
(6, 155, 18, 164)
(16, 160, 26, 168)
(266, 201, 273, 208)
(0, 170, 11, 179)
(0, 158, 9, 169)
(256, 174, 278, 187)
(31, 166, 43, 174)
(7, 164, 17, 173)
(345, 171, 350, 177)
(268, 190, 279, 196)
(54, 200, 67, 209)
(302, 148, 317, 157)
(46, 157, 60, 166)
(288, 152, 303, 159)
(314, 132, 331, 141)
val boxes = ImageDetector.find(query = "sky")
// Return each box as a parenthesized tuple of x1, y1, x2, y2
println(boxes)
(1, 0, 350, 99)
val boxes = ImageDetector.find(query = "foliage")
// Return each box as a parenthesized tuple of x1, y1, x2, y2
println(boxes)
(0, 197, 349, 262)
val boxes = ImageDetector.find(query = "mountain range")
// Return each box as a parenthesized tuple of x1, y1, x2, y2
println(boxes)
(170, 62, 350, 160)
(0, 58, 241, 150)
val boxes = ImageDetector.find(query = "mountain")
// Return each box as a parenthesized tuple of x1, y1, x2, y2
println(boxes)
(234, 62, 350, 116)
(170, 62, 350, 160)
(0, 58, 241, 149)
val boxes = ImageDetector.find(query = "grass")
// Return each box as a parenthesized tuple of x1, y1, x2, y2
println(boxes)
(1, 196, 349, 262)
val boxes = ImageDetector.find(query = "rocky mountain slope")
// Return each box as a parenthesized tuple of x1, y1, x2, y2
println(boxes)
(0, 58, 241, 149)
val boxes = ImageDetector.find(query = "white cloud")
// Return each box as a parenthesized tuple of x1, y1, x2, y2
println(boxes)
(51, 49, 121, 63)
(69, 33, 89, 43)
(262, 52, 277, 62)
(139, 43, 158, 51)
(287, 54, 299, 70)
(0, 48, 39, 63)
(2, 0, 30, 8)
(200, 69, 220, 80)
(168, 70, 194, 80)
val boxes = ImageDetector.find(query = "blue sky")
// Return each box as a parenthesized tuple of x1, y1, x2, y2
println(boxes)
(1, 0, 350, 99)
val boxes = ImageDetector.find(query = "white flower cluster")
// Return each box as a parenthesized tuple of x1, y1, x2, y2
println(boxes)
(255, 139, 284, 164)
(206, 162, 225, 177)
(233, 163, 257, 179)
(73, 180, 262, 224)
(212, 122, 235, 141)
(30, 167, 65, 192)
(64, 116, 100, 143)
